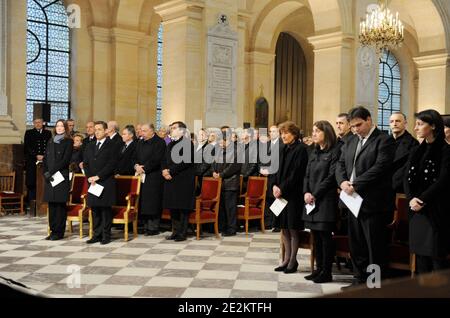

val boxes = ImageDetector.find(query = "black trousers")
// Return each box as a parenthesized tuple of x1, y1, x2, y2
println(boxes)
(48, 202, 67, 238)
(143, 215, 161, 232)
(170, 209, 190, 238)
(264, 196, 275, 228)
(219, 190, 238, 234)
(313, 230, 334, 273)
(348, 211, 392, 281)
(92, 207, 113, 240)
(416, 255, 450, 274)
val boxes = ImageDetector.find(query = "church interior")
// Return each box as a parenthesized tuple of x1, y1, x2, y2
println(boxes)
(1, 0, 450, 299)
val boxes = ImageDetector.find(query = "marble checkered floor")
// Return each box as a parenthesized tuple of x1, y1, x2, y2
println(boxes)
(0, 215, 352, 298)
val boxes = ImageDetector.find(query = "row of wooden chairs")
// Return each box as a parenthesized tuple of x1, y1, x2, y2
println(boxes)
(0, 172, 24, 215)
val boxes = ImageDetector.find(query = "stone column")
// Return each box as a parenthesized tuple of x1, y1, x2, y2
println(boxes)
(155, 0, 205, 130)
(0, 0, 7, 116)
(308, 31, 354, 124)
(414, 53, 450, 114)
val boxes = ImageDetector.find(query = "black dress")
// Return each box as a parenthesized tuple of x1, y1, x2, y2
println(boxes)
(404, 140, 450, 258)
(274, 140, 308, 230)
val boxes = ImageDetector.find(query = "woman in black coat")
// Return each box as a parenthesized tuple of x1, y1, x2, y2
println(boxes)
(162, 122, 196, 242)
(303, 121, 341, 283)
(43, 120, 73, 240)
(273, 121, 308, 274)
(405, 109, 450, 274)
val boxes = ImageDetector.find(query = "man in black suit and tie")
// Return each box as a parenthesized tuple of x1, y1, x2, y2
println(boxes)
(107, 120, 124, 151)
(79, 121, 96, 171)
(115, 125, 137, 176)
(24, 118, 52, 202)
(389, 112, 419, 194)
(83, 121, 118, 245)
(336, 106, 396, 289)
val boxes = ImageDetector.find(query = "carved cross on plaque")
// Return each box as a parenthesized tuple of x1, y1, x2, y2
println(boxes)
(218, 14, 228, 26)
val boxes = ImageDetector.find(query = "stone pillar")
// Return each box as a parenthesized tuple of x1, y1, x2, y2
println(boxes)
(245, 51, 276, 127)
(1, 0, 24, 144)
(155, 0, 205, 130)
(88, 26, 112, 122)
(111, 28, 146, 125)
(355, 46, 378, 115)
(413, 53, 450, 114)
(308, 32, 354, 124)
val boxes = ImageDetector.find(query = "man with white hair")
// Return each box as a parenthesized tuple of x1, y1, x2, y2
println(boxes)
(107, 120, 123, 151)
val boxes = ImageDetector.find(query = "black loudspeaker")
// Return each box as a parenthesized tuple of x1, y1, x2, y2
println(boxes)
(33, 103, 51, 123)
(243, 122, 251, 129)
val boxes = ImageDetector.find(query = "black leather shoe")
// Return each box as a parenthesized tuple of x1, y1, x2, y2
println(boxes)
(313, 272, 333, 284)
(87, 237, 101, 244)
(305, 269, 322, 281)
(223, 231, 236, 237)
(284, 261, 299, 274)
(165, 234, 177, 240)
(174, 236, 187, 242)
(101, 239, 111, 245)
(45, 235, 51, 240)
(50, 235, 62, 241)
(272, 228, 281, 233)
(274, 264, 288, 272)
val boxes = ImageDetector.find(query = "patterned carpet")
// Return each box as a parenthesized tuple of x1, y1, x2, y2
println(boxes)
(0, 215, 352, 298)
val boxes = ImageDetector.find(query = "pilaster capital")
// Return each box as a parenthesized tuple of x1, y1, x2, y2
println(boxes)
(307, 31, 354, 52)
(413, 53, 450, 70)
(154, 0, 204, 24)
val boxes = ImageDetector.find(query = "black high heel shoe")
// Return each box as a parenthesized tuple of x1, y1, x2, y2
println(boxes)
(274, 264, 288, 272)
(283, 261, 298, 274)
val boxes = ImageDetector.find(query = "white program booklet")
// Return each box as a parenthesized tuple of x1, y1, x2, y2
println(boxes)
(305, 203, 316, 215)
(88, 183, 104, 197)
(69, 172, 73, 181)
(135, 172, 146, 184)
(339, 191, 363, 218)
(270, 198, 288, 217)
(50, 171, 65, 188)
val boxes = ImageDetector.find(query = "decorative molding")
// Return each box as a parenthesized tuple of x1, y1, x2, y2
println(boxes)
(307, 31, 354, 52)
(111, 28, 146, 45)
(207, 14, 238, 41)
(413, 53, 450, 70)
(155, 0, 204, 23)
(88, 26, 111, 43)
(245, 51, 275, 65)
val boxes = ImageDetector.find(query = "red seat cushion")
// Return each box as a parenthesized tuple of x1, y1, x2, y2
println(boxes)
(189, 210, 216, 222)
(112, 207, 136, 220)
(0, 192, 22, 198)
(201, 200, 217, 211)
(66, 204, 84, 217)
(237, 206, 263, 217)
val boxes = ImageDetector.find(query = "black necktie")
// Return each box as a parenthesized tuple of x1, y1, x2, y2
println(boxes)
(95, 142, 101, 154)
(121, 144, 127, 154)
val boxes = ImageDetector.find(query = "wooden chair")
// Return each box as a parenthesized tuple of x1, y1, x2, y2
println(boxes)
(237, 176, 267, 234)
(66, 174, 89, 238)
(89, 176, 141, 241)
(188, 177, 222, 240)
(388, 193, 416, 277)
(0, 172, 24, 215)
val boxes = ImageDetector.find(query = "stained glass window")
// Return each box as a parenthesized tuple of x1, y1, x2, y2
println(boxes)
(27, 0, 70, 126)
(156, 24, 163, 129)
(378, 50, 401, 132)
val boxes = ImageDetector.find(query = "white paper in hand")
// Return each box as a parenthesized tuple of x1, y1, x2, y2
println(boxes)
(305, 203, 316, 215)
(69, 172, 73, 181)
(141, 173, 146, 184)
(270, 198, 288, 216)
(88, 183, 104, 197)
(50, 171, 65, 187)
(339, 191, 363, 218)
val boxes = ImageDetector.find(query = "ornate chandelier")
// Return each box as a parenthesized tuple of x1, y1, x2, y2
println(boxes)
(359, 0, 404, 53)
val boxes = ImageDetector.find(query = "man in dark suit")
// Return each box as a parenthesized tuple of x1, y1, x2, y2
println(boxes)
(389, 112, 419, 193)
(83, 121, 118, 245)
(336, 106, 396, 289)
(115, 125, 137, 176)
(24, 118, 52, 202)
(80, 121, 96, 171)
(107, 120, 124, 151)
(260, 125, 283, 231)
(66, 119, 79, 137)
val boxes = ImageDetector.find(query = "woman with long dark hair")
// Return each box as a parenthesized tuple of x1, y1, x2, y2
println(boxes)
(405, 109, 450, 274)
(273, 121, 308, 274)
(43, 119, 73, 240)
(303, 121, 340, 283)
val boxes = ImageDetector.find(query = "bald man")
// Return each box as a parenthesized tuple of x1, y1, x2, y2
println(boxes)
(390, 112, 419, 193)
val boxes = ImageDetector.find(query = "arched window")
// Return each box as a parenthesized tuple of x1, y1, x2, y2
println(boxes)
(26, 0, 70, 126)
(378, 50, 401, 132)
(156, 24, 163, 129)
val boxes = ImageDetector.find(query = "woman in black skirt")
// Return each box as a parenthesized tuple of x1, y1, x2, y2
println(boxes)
(273, 121, 308, 274)
(303, 121, 341, 283)
(43, 119, 73, 240)
(405, 109, 450, 274)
